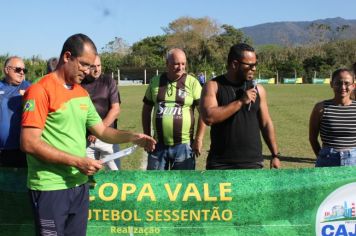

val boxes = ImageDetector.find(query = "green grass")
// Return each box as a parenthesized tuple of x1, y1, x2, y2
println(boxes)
(117, 84, 332, 170)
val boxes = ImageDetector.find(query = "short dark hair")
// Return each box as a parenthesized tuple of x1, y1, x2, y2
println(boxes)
(353, 62, 356, 73)
(59, 33, 97, 59)
(331, 68, 354, 82)
(227, 43, 255, 65)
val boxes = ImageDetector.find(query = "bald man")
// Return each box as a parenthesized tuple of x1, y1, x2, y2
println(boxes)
(0, 56, 30, 167)
(142, 48, 206, 170)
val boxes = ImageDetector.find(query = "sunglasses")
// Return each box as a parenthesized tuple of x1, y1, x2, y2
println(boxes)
(235, 60, 258, 69)
(7, 66, 28, 74)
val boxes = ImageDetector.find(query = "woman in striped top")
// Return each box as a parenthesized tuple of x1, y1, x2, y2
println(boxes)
(309, 68, 356, 167)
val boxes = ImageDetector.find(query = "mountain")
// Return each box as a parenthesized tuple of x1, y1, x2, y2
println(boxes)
(240, 17, 356, 46)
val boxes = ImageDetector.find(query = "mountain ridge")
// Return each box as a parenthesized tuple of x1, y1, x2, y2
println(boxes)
(240, 17, 356, 46)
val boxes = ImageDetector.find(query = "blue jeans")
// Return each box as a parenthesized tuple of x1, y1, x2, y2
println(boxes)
(147, 143, 195, 170)
(316, 147, 356, 167)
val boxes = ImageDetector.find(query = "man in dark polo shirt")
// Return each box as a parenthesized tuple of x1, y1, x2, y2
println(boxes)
(81, 55, 121, 170)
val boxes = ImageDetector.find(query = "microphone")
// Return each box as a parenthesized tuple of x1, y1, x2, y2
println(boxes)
(248, 80, 257, 111)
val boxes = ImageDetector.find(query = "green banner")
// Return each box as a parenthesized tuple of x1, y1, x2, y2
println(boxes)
(312, 78, 331, 84)
(257, 78, 275, 84)
(283, 78, 297, 84)
(1, 167, 356, 235)
(312, 78, 325, 84)
(257, 78, 270, 84)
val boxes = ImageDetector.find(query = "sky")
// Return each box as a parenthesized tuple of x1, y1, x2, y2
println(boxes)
(1, 0, 355, 59)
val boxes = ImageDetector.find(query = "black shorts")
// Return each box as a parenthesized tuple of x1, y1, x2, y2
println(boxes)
(29, 184, 89, 236)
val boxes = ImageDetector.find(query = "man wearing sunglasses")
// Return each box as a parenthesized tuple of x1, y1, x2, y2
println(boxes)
(200, 43, 280, 170)
(0, 56, 30, 167)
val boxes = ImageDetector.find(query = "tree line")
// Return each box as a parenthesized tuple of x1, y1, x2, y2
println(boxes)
(1, 17, 355, 82)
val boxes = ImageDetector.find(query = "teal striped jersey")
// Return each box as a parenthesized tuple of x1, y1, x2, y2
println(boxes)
(143, 73, 202, 145)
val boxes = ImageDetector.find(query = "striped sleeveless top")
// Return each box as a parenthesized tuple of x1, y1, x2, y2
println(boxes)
(320, 100, 356, 149)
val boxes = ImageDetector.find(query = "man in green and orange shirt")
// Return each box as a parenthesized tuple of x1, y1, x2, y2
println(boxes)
(21, 34, 155, 236)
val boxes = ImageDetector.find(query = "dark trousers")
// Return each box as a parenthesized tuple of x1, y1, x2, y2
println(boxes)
(29, 184, 89, 236)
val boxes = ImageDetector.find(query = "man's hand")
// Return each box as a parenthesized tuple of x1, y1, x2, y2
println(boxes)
(76, 158, 103, 176)
(87, 135, 97, 143)
(19, 89, 26, 95)
(270, 157, 281, 169)
(192, 139, 203, 157)
(132, 134, 156, 152)
(241, 88, 257, 105)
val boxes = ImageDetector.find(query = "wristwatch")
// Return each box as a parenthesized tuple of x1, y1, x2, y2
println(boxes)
(271, 152, 281, 159)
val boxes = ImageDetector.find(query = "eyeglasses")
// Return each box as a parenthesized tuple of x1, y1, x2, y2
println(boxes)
(7, 66, 28, 74)
(333, 81, 354, 87)
(90, 64, 101, 70)
(77, 60, 92, 71)
(235, 60, 258, 69)
(71, 57, 92, 71)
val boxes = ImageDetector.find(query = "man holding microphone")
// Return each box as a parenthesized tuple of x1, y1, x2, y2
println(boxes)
(200, 43, 280, 170)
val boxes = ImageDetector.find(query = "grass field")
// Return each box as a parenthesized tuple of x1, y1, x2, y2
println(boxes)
(117, 84, 332, 170)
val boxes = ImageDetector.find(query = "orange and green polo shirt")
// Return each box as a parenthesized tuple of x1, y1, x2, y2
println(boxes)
(22, 73, 101, 191)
